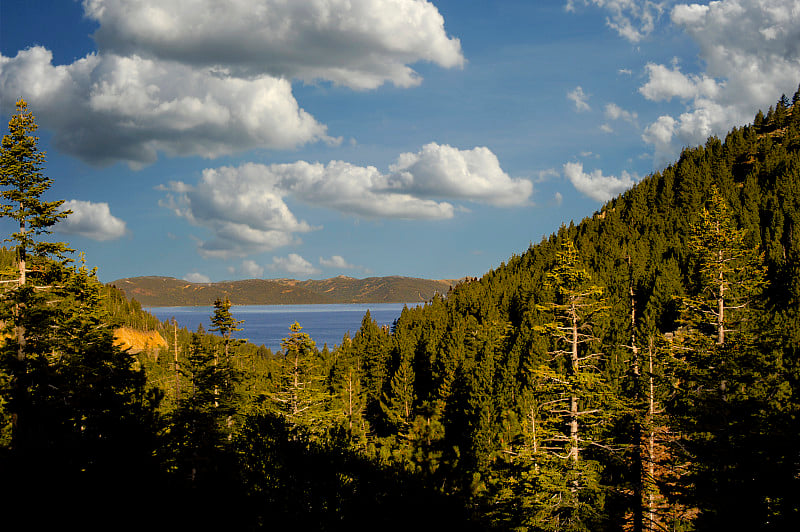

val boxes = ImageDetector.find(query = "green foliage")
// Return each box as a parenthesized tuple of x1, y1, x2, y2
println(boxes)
(0, 99, 71, 267)
(0, 257, 159, 477)
(272, 321, 334, 439)
(680, 186, 767, 346)
(4, 90, 800, 530)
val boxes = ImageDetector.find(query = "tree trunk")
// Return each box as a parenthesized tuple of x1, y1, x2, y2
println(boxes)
(12, 228, 26, 450)
(173, 319, 180, 402)
(718, 248, 725, 345)
(630, 261, 644, 532)
(570, 302, 579, 469)
(347, 368, 354, 431)
(646, 341, 656, 532)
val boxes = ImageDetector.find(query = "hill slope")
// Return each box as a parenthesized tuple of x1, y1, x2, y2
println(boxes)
(334, 90, 800, 530)
(109, 275, 456, 306)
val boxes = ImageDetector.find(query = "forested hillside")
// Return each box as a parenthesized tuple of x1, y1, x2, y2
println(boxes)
(2, 92, 799, 531)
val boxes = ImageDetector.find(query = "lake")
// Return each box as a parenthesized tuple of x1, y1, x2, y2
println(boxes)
(145, 303, 416, 351)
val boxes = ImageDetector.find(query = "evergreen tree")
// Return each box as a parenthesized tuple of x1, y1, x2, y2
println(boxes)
(329, 335, 370, 449)
(210, 296, 244, 362)
(0, 256, 160, 529)
(672, 186, 772, 528)
(275, 322, 332, 439)
(528, 240, 613, 529)
(167, 319, 242, 486)
(381, 332, 417, 432)
(0, 98, 72, 287)
(680, 186, 766, 347)
(0, 99, 73, 450)
(352, 310, 391, 420)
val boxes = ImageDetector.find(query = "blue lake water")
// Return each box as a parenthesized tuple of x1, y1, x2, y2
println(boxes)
(145, 303, 416, 351)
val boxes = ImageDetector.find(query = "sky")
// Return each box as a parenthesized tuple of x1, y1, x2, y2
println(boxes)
(1, 0, 798, 284)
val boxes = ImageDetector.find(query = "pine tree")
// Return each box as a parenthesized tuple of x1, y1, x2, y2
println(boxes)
(275, 322, 332, 439)
(0, 99, 73, 452)
(0, 256, 157, 485)
(210, 296, 244, 362)
(353, 310, 391, 419)
(329, 336, 369, 448)
(672, 186, 771, 528)
(169, 322, 240, 485)
(381, 336, 417, 431)
(528, 240, 613, 529)
(0, 98, 72, 287)
(680, 186, 766, 347)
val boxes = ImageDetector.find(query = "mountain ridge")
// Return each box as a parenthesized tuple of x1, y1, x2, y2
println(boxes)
(109, 275, 460, 307)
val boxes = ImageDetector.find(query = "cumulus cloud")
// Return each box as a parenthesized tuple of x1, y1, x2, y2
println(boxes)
(266, 159, 455, 219)
(563, 161, 637, 202)
(639, 63, 720, 102)
(241, 260, 265, 278)
(184, 272, 211, 283)
(57, 199, 127, 240)
(641, 115, 677, 149)
(567, 86, 591, 111)
(84, 0, 464, 90)
(602, 102, 638, 132)
(386, 143, 533, 207)
(566, 0, 667, 42)
(640, 0, 800, 162)
(536, 168, 561, 183)
(160, 164, 315, 258)
(0, 47, 329, 167)
(320, 255, 357, 269)
(160, 143, 528, 258)
(0, 0, 463, 167)
(605, 102, 639, 125)
(270, 254, 321, 277)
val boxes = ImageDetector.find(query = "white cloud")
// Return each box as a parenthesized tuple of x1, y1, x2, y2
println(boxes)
(567, 0, 667, 42)
(184, 272, 211, 283)
(320, 255, 357, 269)
(0, 47, 329, 167)
(268, 159, 455, 219)
(57, 199, 127, 240)
(159, 143, 533, 257)
(604, 102, 639, 125)
(563, 161, 637, 202)
(641, 115, 676, 147)
(536, 168, 561, 182)
(386, 143, 533, 207)
(640, 0, 800, 162)
(84, 0, 464, 90)
(241, 260, 265, 278)
(161, 164, 315, 258)
(270, 254, 321, 277)
(567, 86, 591, 111)
(639, 63, 720, 102)
(600, 124, 615, 133)
(160, 143, 529, 258)
(1, 0, 464, 167)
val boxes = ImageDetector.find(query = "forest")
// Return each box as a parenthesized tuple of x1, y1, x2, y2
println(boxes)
(1, 90, 799, 531)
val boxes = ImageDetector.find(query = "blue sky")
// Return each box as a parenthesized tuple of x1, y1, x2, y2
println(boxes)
(1, 0, 798, 283)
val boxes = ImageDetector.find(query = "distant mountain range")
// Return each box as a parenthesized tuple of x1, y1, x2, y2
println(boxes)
(109, 275, 459, 307)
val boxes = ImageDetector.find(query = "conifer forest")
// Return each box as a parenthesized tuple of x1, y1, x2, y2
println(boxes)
(2, 90, 800, 531)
